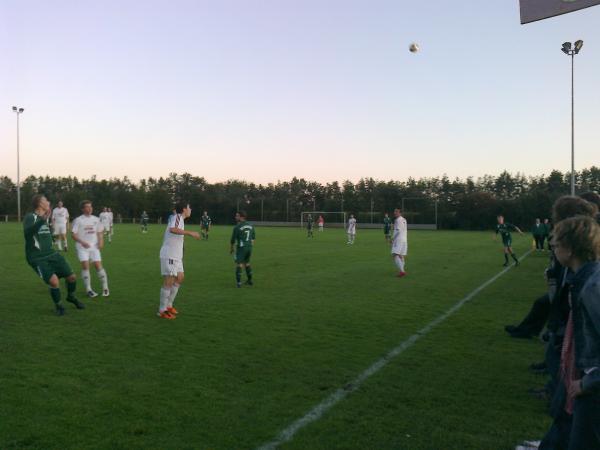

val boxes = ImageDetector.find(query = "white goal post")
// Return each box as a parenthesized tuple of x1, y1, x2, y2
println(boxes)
(300, 211, 347, 228)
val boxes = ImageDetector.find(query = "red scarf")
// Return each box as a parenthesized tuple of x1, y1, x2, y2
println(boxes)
(560, 293, 578, 414)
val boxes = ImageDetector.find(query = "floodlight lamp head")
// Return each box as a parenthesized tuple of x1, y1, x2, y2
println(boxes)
(574, 40, 583, 52)
(18, 108, 24, 113)
(12, 106, 17, 111)
(562, 42, 572, 51)
(561, 47, 570, 55)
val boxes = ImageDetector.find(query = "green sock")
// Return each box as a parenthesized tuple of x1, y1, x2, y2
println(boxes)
(66, 279, 77, 299)
(245, 266, 253, 281)
(504, 254, 509, 264)
(512, 253, 519, 262)
(236, 267, 242, 283)
(49, 287, 61, 305)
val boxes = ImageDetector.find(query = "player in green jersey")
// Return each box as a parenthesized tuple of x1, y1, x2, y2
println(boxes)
(230, 210, 256, 288)
(495, 215, 523, 267)
(23, 195, 85, 315)
(140, 211, 149, 233)
(201, 211, 212, 240)
(306, 214, 314, 238)
(383, 213, 392, 243)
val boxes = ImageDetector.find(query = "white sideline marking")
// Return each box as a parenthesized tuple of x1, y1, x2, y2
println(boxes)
(257, 251, 532, 450)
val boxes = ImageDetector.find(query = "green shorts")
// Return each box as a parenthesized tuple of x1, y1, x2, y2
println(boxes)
(384, 227, 391, 236)
(235, 247, 252, 264)
(29, 253, 73, 284)
(502, 236, 512, 248)
(201, 224, 210, 231)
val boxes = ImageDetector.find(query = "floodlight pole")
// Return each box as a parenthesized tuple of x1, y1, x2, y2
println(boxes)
(12, 106, 24, 221)
(570, 51, 575, 196)
(562, 41, 582, 196)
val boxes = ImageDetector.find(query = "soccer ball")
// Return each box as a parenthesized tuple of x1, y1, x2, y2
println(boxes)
(409, 43, 419, 53)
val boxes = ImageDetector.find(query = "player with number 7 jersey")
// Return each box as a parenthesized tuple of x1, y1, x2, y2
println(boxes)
(230, 210, 256, 288)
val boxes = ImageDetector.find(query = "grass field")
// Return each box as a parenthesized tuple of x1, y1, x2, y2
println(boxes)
(0, 223, 552, 449)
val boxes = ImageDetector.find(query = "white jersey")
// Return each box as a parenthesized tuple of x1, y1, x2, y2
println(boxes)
(347, 218, 357, 234)
(159, 213, 185, 260)
(99, 212, 111, 228)
(72, 214, 104, 248)
(52, 207, 69, 225)
(107, 212, 114, 226)
(392, 216, 408, 243)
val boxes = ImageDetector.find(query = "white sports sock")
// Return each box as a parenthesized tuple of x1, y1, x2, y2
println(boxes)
(159, 288, 170, 313)
(57, 240, 62, 250)
(97, 269, 108, 290)
(168, 283, 180, 308)
(394, 255, 405, 272)
(82, 269, 91, 291)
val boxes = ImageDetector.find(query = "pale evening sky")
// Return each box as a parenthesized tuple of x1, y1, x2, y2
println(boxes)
(1, 0, 599, 184)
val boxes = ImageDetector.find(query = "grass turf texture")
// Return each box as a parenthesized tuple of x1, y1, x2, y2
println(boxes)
(0, 223, 551, 450)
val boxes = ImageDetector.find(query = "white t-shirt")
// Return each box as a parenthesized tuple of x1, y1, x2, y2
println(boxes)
(52, 207, 69, 225)
(99, 212, 110, 227)
(347, 218, 357, 234)
(72, 215, 104, 248)
(393, 216, 408, 243)
(159, 213, 185, 260)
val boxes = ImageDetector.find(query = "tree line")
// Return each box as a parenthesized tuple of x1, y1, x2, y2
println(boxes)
(1, 167, 599, 229)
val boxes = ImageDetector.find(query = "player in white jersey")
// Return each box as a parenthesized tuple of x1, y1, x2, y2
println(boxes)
(71, 200, 110, 297)
(51, 201, 70, 251)
(107, 208, 114, 238)
(157, 202, 200, 320)
(391, 208, 408, 278)
(347, 215, 357, 244)
(99, 207, 112, 243)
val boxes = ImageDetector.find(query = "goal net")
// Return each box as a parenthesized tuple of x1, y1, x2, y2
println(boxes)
(300, 211, 347, 229)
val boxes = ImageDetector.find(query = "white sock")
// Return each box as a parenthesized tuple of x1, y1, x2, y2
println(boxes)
(394, 255, 404, 271)
(57, 240, 62, 250)
(168, 283, 180, 308)
(82, 269, 91, 291)
(63, 238, 68, 249)
(159, 287, 170, 313)
(97, 269, 108, 290)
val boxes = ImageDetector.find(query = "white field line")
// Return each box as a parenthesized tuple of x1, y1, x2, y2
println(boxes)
(257, 250, 532, 450)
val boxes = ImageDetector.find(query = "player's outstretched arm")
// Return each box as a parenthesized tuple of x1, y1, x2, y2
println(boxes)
(169, 227, 200, 240)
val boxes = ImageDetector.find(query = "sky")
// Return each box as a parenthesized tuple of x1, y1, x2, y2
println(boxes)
(1, 0, 599, 184)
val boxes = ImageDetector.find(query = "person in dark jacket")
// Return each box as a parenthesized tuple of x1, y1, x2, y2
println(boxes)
(541, 216, 600, 449)
(532, 218, 546, 251)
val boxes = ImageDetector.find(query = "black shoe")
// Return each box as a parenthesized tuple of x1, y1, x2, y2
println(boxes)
(530, 362, 547, 371)
(66, 296, 85, 309)
(236, 282, 242, 288)
(510, 329, 533, 339)
(503, 262, 509, 267)
(245, 280, 253, 286)
(55, 304, 66, 316)
(505, 325, 517, 333)
(515, 260, 520, 266)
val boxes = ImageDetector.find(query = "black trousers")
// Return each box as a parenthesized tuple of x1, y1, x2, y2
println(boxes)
(535, 235, 545, 249)
(514, 293, 551, 336)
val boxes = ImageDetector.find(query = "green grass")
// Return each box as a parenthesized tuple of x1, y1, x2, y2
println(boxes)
(0, 223, 551, 449)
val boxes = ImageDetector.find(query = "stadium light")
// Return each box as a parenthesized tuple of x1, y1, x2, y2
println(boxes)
(12, 106, 25, 221)
(561, 41, 583, 195)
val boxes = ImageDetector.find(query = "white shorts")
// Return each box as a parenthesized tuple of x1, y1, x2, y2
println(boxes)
(76, 245, 102, 262)
(347, 229, 356, 235)
(101, 223, 110, 232)
(392, 241, 408, 256)
(53, 223, 67, 235)
(161, 258, 184, 277)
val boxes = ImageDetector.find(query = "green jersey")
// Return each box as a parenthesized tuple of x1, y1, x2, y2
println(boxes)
(23, 212, 56, 263)
(230, 221, 255, 249)
(141, 212, 149, 222)
(201, 215, 212, 228)
(383, 216, 392, 232)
